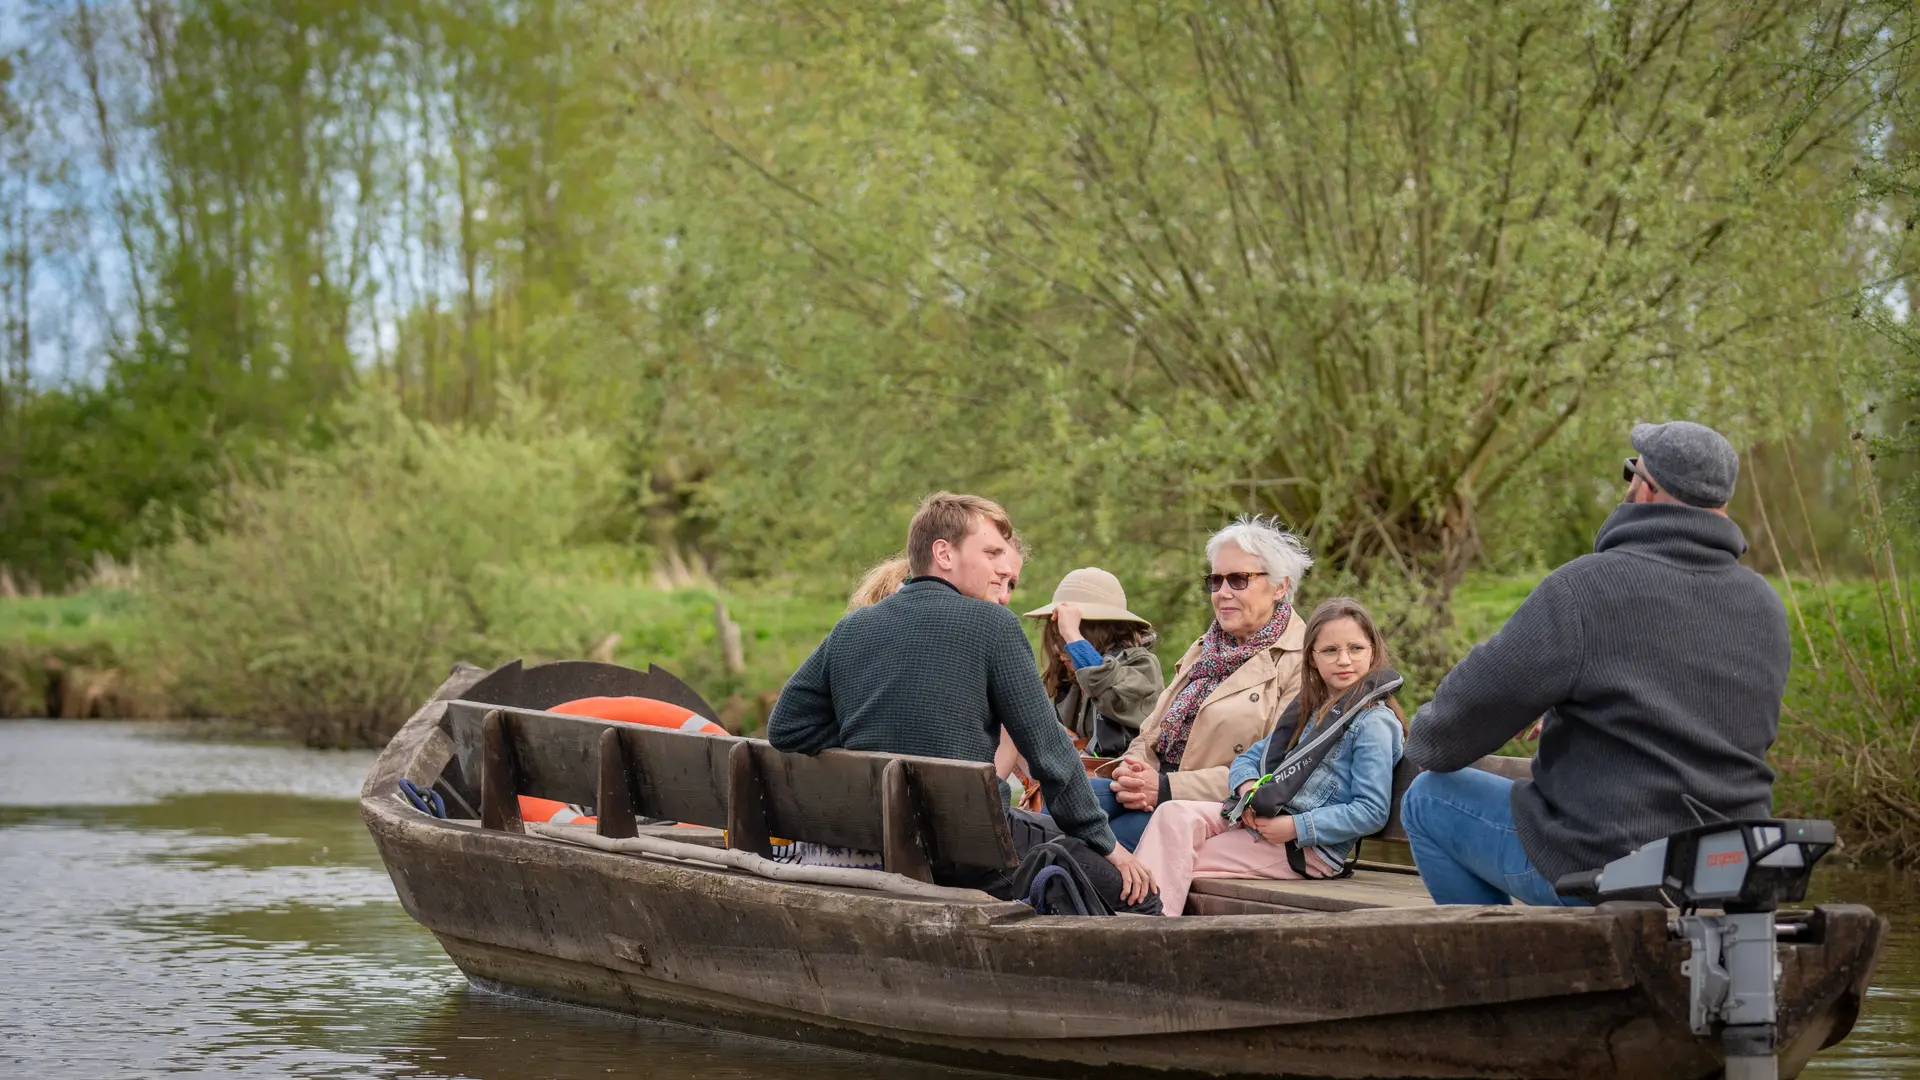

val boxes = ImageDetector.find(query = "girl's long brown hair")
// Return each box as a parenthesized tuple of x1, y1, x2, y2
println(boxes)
(1040, 618, 1147, 698)
(1286, 597, 1408, 750)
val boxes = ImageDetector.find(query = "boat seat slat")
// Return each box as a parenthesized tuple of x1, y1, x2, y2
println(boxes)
(1187, 869, 1437, 912)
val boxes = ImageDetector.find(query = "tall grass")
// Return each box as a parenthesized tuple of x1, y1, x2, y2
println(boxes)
(0, 588, 150, 718)
(139, 395, 622, 747)
(1751, 444, 1920, 865)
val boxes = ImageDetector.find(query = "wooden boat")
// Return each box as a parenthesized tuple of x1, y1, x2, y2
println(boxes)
(362, 660, 1887, 1080)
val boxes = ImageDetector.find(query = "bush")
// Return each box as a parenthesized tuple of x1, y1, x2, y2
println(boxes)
(0, 590, 154, 718)
(1772, 575, 1920, 865)
(139, 394, 621, 747)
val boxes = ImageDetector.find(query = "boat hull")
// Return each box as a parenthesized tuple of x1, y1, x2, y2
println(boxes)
(363, 685, 1884, 1080)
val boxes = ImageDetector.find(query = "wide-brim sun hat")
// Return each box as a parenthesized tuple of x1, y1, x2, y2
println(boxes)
(1022, 567, 1150, 626)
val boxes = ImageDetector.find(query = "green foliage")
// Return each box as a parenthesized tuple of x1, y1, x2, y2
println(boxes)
(1816, 0, 1920, 532)
(0, 373, 232, 590)
(1771, 572, 1920, 865)
(0, 589, 148, 719)
(585, 0, 1883, 611)
(138, 394, 621, 747)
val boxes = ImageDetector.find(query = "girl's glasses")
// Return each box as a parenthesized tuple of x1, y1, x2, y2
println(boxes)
(1203, 571, 1269, 594)
(1315, 644, 1372, 660)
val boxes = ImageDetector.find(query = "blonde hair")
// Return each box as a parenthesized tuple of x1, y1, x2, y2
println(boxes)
(847, 554, 912, 612)
(907, 492, 1015, 576)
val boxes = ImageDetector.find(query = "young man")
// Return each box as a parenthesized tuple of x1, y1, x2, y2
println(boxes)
(768, 492, 1155, 905)
(1401, 421, 1790, 905)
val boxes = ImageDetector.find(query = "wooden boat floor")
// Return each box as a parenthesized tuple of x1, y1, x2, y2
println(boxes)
(1188, 869, 1436, 912)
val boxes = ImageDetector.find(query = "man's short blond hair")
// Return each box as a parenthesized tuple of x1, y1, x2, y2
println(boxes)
(907, 492, 1016, 576)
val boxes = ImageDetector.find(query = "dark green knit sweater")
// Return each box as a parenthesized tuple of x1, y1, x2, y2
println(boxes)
(767, 577, 1116, 854)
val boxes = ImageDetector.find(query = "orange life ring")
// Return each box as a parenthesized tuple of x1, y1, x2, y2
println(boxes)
(518, 796, 596, 825)
(551, 695, 728, 735)
(517, 695, 727, 825)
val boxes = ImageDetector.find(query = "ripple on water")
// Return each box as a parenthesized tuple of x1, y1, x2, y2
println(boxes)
(1, 720, 1913, 1079)
(0, 722, 1000, 1079)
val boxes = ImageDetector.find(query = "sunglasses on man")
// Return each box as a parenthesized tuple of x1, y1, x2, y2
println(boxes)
(1622, 457, 1659, 489)
(1203, 571, 1269, 594)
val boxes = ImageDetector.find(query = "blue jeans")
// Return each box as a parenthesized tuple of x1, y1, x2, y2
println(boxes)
(1089, 777, 1153, 851)
(1400, 768, 1584, 906)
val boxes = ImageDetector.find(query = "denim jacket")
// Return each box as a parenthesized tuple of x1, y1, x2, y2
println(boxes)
(1227, 703, 1404, 864)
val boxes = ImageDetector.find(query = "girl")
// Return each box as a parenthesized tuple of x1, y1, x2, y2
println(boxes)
(1024, 567, 1164, 758)
(1132, 597, 1405, 916)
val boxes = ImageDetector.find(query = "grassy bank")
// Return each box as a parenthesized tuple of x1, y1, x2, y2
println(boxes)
(0, 591, 152, 719)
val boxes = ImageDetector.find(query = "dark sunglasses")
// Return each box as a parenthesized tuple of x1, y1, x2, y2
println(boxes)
(1622, 456, 1658, 488)
(1203, 571, 1270, 594)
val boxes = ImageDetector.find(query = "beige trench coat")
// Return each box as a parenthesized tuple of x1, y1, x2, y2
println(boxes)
(1115, 615, 1307, 802)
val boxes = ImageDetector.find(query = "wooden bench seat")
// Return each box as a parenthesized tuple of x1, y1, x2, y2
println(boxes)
(1188, 870, 1435, 914)
(438, 694, 1019, 883)
(1183, 753, 1533, 914)
(431, 660, 1536, 912)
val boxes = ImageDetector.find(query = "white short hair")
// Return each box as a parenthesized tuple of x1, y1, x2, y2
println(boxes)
(1206, 515, 1313, 589)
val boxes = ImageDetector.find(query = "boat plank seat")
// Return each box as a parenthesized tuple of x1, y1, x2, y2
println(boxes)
(439, 700, 1016, 883)
(1188, 753, 1532, 913)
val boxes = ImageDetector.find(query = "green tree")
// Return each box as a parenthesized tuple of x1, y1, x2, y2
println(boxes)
(598, 0, 1886, 606)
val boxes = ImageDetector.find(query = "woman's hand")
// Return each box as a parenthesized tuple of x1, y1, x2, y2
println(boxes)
(1054, 602, 1085, 642)
(1110, 758, 1161, 811)
(1105, 846, 1157, 905)
(1245, 812, 1297, 847)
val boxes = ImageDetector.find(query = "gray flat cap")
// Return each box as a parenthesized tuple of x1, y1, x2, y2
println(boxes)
(1631, 421, 1739, 508)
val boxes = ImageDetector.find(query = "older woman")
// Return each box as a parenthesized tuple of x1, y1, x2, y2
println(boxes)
(1095, 516, 1311, 849)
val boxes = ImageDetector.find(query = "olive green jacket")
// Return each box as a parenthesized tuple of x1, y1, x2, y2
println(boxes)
(1057, 643, 1165, 758)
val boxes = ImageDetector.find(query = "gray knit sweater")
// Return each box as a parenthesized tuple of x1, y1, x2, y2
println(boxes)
(767, 577, 1116, 854)
(1406, 502, 1790, 886)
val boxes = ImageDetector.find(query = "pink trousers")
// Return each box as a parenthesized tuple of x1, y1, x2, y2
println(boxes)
(1133, 799, 1300, 917)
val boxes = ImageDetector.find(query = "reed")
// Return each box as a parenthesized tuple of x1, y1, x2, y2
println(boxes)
(1754, 442, 1920, 865)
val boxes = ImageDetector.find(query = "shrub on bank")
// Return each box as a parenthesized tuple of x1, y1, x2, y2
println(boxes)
(138, 396, 621, 748)
(0, 592, 157, 719)
(1771, 576, 1920, 866)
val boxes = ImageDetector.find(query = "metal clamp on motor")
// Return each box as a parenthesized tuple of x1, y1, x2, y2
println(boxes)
(1554, 817, 1837, 1080)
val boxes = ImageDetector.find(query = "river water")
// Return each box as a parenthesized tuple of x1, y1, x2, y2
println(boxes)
(0, 721, 1912, 1079)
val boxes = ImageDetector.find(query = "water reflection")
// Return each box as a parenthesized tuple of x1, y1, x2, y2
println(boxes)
(0, 720, 1912, 1079)
(1801, 868, 1919, 1079)
(0, 722, 992, 1079)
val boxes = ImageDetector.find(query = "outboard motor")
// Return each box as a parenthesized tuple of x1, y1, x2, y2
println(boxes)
(1555, 818, 1837, 1080)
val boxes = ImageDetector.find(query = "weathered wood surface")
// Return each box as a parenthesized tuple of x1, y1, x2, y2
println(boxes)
(478, 709, 522, 834)
(365, 809, 1878, 1076)
(725, 739, 773, 856)
(1187, 870, 1436, 912)
(593, 727, 637, 839)
(362, 665, 1885, 1080)
(442, 698, 1017, 870)
(880, 758, 934, 882)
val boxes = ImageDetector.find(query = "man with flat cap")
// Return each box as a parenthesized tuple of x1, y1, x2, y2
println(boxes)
(1400, 421, 1790, 905)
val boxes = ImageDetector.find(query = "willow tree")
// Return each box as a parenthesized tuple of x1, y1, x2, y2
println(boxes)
(964, 1, 1891, 581)
(615, 0, 1885, 598)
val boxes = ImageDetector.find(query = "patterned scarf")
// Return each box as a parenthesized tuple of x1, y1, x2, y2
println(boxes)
(1155, 603, 1291, 767)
